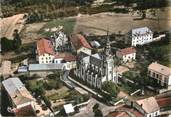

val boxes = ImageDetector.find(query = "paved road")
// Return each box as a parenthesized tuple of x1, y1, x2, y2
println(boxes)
(73, 98, 123, 117)
(62, 70, 124, 116)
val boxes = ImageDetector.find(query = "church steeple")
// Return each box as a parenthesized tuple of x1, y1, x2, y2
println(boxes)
(105, 28, 111, 56)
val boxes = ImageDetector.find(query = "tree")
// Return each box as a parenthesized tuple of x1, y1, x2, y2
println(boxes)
(92, 103, 103, 117)
(13, 29, 21, 49)
(1, 37, 15, 52)
(102, 81, 119, 97)
(94, 109, 103, 117)
(93, 103, 99, 111)
(42, 96, 51, 108)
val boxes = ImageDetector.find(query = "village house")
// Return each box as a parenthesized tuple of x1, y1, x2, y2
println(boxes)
(116, 47, 136, 63)
(53, 31, 69, 51)
(75, 33, 118, 89)
(127, 27, 153, 46)
(148, 62, 171, 88)
(2, 77, 51, 117)
(36, 38, 76, 64)
(69, 34, 92, 55)
(135, 97, 160, 117)
(36, 38, 55, 64)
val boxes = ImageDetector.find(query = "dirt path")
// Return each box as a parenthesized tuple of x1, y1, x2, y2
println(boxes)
(0, 14, 26, 39)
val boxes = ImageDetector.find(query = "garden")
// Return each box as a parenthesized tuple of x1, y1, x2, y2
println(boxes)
(25, 73, 90, 111)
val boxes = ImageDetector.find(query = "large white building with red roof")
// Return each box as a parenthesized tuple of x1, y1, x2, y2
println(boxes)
(36, 38, 55, 64)
(135, 97, 160, 117)
(69, 34, 92, 55)
(148, 62, 171, 88)
(116, 47, 136, 63)
(36, 38, 76, 64)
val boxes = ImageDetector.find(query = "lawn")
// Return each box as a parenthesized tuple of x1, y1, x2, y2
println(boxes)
(39, 18, 76, 37)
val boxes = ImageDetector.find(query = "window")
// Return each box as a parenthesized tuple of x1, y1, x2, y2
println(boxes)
(152, 72, 155, 77)
(156, 74, 159, 78)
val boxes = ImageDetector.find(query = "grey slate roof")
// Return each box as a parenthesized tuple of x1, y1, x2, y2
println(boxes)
(2, 77, 34, 106)
(29, 63, 65, 71)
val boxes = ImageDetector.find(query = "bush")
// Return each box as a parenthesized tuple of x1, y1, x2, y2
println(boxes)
(42, 96, 51, 108)
(1, 37, 15, 52)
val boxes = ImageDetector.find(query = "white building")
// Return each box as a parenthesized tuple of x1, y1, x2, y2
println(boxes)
(136, 97, 160, 117)
(130, 27, 153, 46)
(116, 47, 136, 63)
(36, 38, 55, 64)
(148, 62, 171, 88)
(76, 33, 118, 89)
(36, 38, 76, 64)
(54, 31, 68, 51)
(69, 34, 92, 55)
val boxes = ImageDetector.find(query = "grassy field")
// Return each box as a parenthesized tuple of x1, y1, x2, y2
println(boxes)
(39, 18, 76, 37)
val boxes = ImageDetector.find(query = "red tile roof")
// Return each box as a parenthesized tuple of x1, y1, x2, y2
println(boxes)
(116, 47, 136, 56)
(136, 97, 160, 114)
(55, 52, 76, 62)
(15, 104, 35, 116)
(37, 38, 54, 56)
(156, 97, 171, 108)
(70, 34, 92, 50)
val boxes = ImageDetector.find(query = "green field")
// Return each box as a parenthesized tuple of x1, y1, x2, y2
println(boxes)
(39, 18, 76, 36)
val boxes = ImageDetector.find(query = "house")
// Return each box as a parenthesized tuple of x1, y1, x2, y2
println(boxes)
(127, 27, 153, 46)
(36, 38, 55, 64)
(54, 52, 76, 64)
(114, 66, 129, 77)
(53, 31, 68, 51)
(2, 77, 51, 116)
(135, 97, 160, 117)
(116, 47, 136, 63)
(1, 60, 12, 78)
(148, 62, 171, 88)
(69, 34, 92, 55)
(36, 38, 76, 64)
(76, 33, 118, 89)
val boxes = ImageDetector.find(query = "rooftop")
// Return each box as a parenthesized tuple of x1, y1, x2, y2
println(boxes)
(136, 97, 160, 114)
(116, 47, 136, 56)
(37, 38, 54, 56)
(55, 52, 76, 62)
(69, 34, 92, 50)
(29, 63, 65, 71)
(64, 103, 74, 114)
(132, 27, 152, 37)
(148, 62, 171, 76)
(2, 77, 34, 106)
(114, 66, 129, 75)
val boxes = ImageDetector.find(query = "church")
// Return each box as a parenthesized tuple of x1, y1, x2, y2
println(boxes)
(75, 31, 118, 89)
